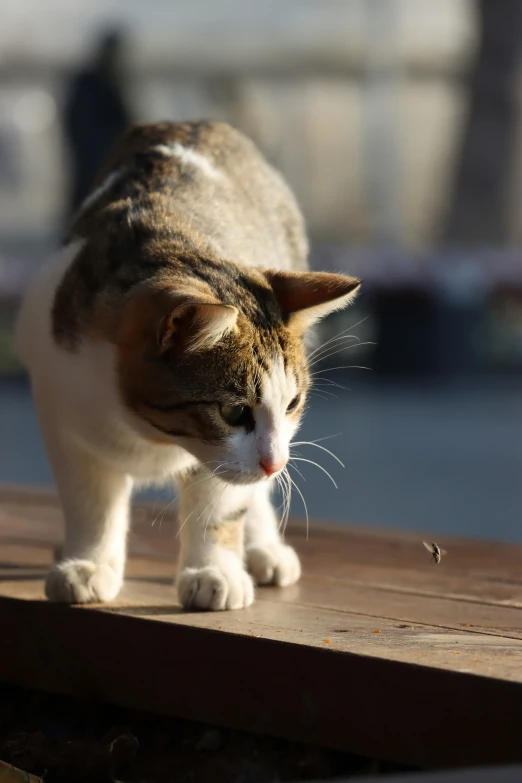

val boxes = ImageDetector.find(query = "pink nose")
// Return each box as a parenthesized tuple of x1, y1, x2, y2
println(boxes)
(260, 458, 286, 476)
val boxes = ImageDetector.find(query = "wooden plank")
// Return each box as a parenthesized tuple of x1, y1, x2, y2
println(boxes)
(3, 574, 522, 677)
(275, 576, 522, 640)
(4, 523, 522, 642)
(3, 489, 522, 653)
(1, 593, 522, 770)
(3, 536, 522, 646)
(3, 550, 522, 658)
(3, 486, 522, 768)
(2, 571, 522, 726)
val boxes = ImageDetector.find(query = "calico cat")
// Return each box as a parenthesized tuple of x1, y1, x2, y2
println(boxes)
(16, 121, 360, 610)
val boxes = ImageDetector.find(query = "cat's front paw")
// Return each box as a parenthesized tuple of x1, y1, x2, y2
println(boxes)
(246, 542, 301, 587)
(177, 558, 254, 611)
(45, 559, 122, 604)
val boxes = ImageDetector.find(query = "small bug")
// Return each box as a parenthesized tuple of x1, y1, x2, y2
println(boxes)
(423, 541, 447, 565)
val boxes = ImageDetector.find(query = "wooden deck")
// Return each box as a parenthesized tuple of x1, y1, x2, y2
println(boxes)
(1, 485, 522, 771)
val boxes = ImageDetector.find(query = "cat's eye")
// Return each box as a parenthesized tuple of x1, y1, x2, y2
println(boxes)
(286, 395, 301, 413)
(220, 403, 249, 426)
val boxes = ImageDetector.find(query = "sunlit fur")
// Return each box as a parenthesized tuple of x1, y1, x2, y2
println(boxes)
(16, 121, 360, 610)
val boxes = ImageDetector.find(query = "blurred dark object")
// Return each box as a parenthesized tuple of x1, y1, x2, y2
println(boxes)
(446, 0, 522, 245)
(0, 685, 412, 783)
(313, 247, 522, 379)
(63, 30, 132, 218)
(369, 287, 441, 379)
(0, 124, 21, 191)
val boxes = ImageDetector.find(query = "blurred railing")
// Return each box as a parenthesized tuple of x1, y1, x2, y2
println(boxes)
(0, 0, 477, 249)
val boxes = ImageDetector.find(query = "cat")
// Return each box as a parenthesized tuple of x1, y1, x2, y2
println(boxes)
(15, 121, 360, 610)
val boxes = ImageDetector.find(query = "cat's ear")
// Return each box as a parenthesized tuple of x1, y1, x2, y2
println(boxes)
(265, 270, 361, 333)
(158, 299, 238, 353)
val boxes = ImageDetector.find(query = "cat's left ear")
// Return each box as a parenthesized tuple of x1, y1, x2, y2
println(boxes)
(265, 270, 361, 333)
(158, 299, 239, 354)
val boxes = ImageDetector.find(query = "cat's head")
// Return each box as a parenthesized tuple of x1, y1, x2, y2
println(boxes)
(117, 263, 360, 484)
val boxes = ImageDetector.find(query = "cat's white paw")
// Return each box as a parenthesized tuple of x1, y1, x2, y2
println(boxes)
(45, 559, 122, 604)
(246, 542, 301, 587)
(177, 560, 254, 611)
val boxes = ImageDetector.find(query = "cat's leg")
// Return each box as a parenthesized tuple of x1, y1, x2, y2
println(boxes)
(244, 481, 301, 587)
(176, 469, 254, 610)
(40, 410, 132, 603)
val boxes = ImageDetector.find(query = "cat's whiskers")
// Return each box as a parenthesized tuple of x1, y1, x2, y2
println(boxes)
(288, 462, 306, 481)
(252, 362, 262, 394)
(291, 440, 345, 468)
(183, 463, 232, 492)
(149, 486, 171, 527)
(203, 482, 229, 541)
(309, 387, 338, 398)
(277, 468, 292, 533)
(183, 481, 226, 541)
(312, 378, 349, 391)
(307, 315, 369, 361)
(283, 470, 293, 531)
(307, 339, 362, 369)
(295, 433, 342, 444)
(308, 390, 334, 402)
(290, 455, 338, 489)
(151, 494, 177, 530)
(275, 472, 285, 530)
(309, 364, 373, 377)
(308, 331, 360, 361)
(151, 468, 223, 530)
(307, 333, 361, 365)
(274, 482, 286, 516)
(308, 341, 375, 369)
(284, 437, 344, 537)
(287, 473, 309, 540)
(276, 470, 292, 525)
(176, 465, 232, 538)
(311, 386, 340, 399)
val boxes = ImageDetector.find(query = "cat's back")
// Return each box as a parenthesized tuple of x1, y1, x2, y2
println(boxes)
(16, 121, 308, 368)
(71, 120, 307, 271)
(92, 120, 279, 198)
(94, 120, 262, 178)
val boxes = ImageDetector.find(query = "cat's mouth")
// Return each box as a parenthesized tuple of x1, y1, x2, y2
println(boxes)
(132, 414, 275, 484)
(215, 466, 268, 486)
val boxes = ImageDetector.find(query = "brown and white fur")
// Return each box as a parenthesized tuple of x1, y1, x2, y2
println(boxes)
(16, 121, 360, 610)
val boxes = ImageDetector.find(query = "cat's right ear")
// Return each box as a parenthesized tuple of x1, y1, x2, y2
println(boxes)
(265, 270, 361, 334)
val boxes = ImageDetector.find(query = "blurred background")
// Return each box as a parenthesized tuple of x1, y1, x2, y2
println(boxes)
(0, 0, 521, 541)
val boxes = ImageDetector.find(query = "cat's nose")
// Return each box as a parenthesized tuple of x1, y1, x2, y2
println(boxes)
(260, 458, 286, 476)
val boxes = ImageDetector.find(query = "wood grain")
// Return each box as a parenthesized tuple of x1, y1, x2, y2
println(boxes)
(2, 485, 522, 768)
